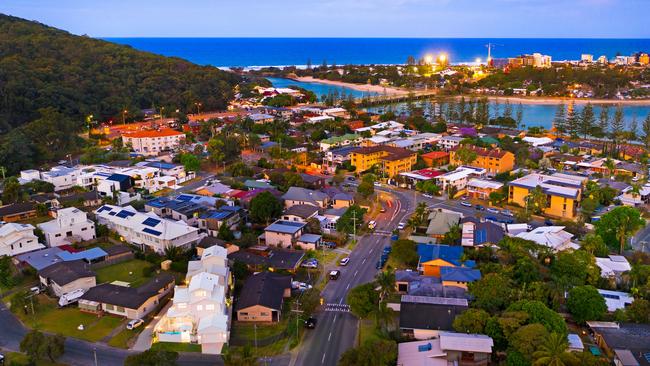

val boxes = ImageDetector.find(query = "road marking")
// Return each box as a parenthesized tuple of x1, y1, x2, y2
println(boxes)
(322, 353, 326, 364)
(346, 283, 350, 290)
(328, 332, 332, 341)
(334, 314, 338, 323)
(354, 270, 358, 276)
(369, 249, 373, 254)
(324, 304, 351, 313)
(339, 297, 344, 304)
(362, 258, 366, 264)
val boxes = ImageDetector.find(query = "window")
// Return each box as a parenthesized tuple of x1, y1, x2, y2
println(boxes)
(206, 304, 215, 311)
(240, 312, 248, 316)
(55, 233, 61, 237)
(178, 303, 187, 309)
(81, 228, 87, 231)
(197, 305, 203, 311)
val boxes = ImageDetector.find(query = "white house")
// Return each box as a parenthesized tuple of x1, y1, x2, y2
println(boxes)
(0, 223, 44, 257)
(435, 166, 486, 193)
(95, 204, 205, 253)
(438, 136, 464, 151)
(38, 208, 96, 247)
(155, 245, 231, 354)
(595, 255, 632, 281)
(20, 166, 81, 192)
(516, 226, 578, 252)
(597, 289, 634, 312)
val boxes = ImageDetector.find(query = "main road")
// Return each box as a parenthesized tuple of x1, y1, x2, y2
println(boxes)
(294, 187, 415, 366)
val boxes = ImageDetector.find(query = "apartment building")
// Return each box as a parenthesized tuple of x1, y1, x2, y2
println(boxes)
(122, 129, 185, 156)
(449, 146, 515, 175)
(508, 173, 587, 219)
(350, 145, 417, 178)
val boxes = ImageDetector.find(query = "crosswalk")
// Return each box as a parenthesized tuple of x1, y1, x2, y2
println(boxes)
(373, 230, 393, 236)
(323, 303, 351, 312)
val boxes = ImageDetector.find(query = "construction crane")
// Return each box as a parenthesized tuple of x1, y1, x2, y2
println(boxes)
(485, 43, 503, 66)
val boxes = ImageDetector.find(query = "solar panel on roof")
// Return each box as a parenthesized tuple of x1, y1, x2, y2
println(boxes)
(97, 206, 112, 213)
(142, 227, 162, 236)
(115, 210, 135, 218)
(142, 217, 161, 227)
(176, 195, 192, 202)
(108, 211, 117, 216)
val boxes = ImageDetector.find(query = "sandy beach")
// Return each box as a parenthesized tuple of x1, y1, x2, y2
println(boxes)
(291, 76, 409, 96)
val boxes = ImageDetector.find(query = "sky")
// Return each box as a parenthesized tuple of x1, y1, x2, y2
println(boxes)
(0, 0, 648, 38)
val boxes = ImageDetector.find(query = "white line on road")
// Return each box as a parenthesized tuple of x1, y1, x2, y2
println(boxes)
(346, 283, 350, 290)
(362, 258, 366, 264)
(328, 332, 332, 341)
(322, 353, 326, 364)
(354, 270, 358, 276)
(369, 249, 373, 254)
(339, 297, 344, 304)
(334, 314, 338, 323)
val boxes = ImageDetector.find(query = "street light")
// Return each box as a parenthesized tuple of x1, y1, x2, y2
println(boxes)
(424, 54, 434, 65)
(475, 58, 482, 64)
(122, 109, 128, 125)
(439, 53, 448, 64)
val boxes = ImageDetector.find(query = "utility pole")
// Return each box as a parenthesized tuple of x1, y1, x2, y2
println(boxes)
(93, 348, 98, 366)
(291, 300, 304, 343)
(352, 209, 357, 244)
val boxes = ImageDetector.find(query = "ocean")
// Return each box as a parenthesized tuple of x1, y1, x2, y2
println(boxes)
(105, 38, 650, 67)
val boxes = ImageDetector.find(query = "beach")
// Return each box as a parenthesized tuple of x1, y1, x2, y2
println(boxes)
(290, 76, 410, 96)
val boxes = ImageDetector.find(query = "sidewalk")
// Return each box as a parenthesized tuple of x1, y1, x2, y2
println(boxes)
(131, 301, 172, 351)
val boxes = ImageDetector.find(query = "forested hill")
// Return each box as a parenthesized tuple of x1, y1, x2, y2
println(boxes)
(0, 14, 241, 173)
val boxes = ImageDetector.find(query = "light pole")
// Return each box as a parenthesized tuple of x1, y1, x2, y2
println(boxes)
(160, 107, 165, 124)
(122, 109, 128, 125)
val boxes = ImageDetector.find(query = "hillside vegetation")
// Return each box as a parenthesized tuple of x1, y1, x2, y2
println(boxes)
(0, 14, 241, 173)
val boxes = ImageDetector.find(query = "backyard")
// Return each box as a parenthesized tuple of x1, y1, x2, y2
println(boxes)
(95, 259, 155, 287)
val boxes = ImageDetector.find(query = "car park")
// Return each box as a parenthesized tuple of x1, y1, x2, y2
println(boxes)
(486, 207, 499, 214)
(127, 319, 144, 330)
(460, 201, 472, 207)
(397, 222, 406, 230)
(340, 257, 350, 266)
(304, 317, 318, 328)
(329, 270, 341, 280)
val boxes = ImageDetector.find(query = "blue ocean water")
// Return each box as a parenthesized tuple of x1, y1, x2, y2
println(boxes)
(105, 38, 650, 67)
(267, 77, 377, 99)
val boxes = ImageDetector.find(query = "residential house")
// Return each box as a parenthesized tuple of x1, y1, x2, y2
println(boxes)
(38, 260, 96, 297)
(281, 204, 319, 223)
(596, 255, 632, 283)
(440, 267, 481, 289)
(282, 187, 329, 209)
(435, 166, 486, 194)
(417, 244, 476, 277)
(58, 190, 103, 208)
(397, 333, 494, 366)
(0, 223, 44, 257)
(460, 217, 504, 248)
(198, 207, 242, 237)
(508, 173, 587, 219)
(466, 179, 504, 200)
(38, 208, 96, 247)
(260, 220, 322, 250)
(95, 204, 206, 253)
(235, 272, 292, 322)
(330, 192, 354, 209)
(395, 270, 468, 298)
(26, 166, 81, 192)
(319, 134, 362, 151)
(425, 210, 462, 239)
(300, 173, 326, 189)
(449, 146, 515, 175)
(122, 129, 185, 156)
(597, 289, 634, 312)
(0, 203, 37, 223)
(516, 226, 577, 252)
(79, 272, 175, 319)
(399, 295, 469, 340)
(322, 146, 356, 173)
(587, 322, 650, 366)
(438, 136, 464, 151)
(228, 246, 305, 273)
(421, 151, 450, 168)
(350, 145, 418, 178)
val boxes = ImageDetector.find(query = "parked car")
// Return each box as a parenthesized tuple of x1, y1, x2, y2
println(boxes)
(383, 246, 392, 254)
(347, 176, 356, 181)
(475, 204, 485, 211)
(127, 319, 144, 330)
(527, 224, 534, 231)
(29, 287, 40, 295)
(460, 201, 472, 207)
(498, 218, 514, 224)
(301, 259, 319, 269)
(376, 260, 383, 269)
(374, 182, 382, 187)
(422, 193, 433, 198)
(340, 257, 350, 266)
(329, 270, 341, 280)
(292, 281, 313, 291)
(304, 317, 318, 329)
(544, 219, 554, 226)
(0, 352, 4, 365)
(486, 207, 499, 214)
(380, 206, 386, 213)
(322, 241, 337, 249)
(367, 220, 377, 230)
(501, 209, 514, 217)
(397, 222, 406, 230)
(460, 196, 468, 200)
(485, 216, 499, 223)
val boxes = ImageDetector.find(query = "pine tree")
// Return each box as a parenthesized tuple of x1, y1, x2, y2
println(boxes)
(553, 103, 567, 135)
(567, 102, 579, 138)
(515, 103, 524, 128)
(493, 99, 501, 120)
(503, 99, 513, 119)
(611, 104, 625, 141)
(597, 105, 610, 138)
(629, 114, 638, 140)
(467, 98, 476, 124)
(642, 113, 650, 148)
(580, 103, 595, 138)
(457, 97, 466, 123)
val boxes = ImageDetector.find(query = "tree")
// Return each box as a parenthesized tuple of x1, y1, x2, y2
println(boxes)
(20, 330, 64, 363)
(454, 146, 478, 166)
(553, 103, 567, 135)
(338, 339, 397, 366)
(580, 103, 595, 138)
(595, 206, 645, 253)
(2, 176, 23, 204)
(598, 105, 610, 138)
(452, 308, 490, 334)
(392, 239, 419, 267)
(507, 300, 568, 335)
(179, 153, 201, 172)
(581, 233, 609, 257)
(347, 282, 379, 318)
(336, 205, 367, 235)
(376, 268, 395, 304)
(625, 298, 650, 323)
(629, 114, 639, 140)
(642, 114, 650, 149)
(566, 102, 579, 138)
(611, 104, 625, 142)
(124, 349, 179, 366)
(468, 273, 512, 313)
(515, 103, 524, 128)
(356, 180, 374, 198)
(206, 138, 225, 164)
(440, 223, 462, 245)
(249, 191, 283, 225)
(217, 223, 235, 241)
(532, 332, 577, 366)
(567, 285, 607, 324)
(510, 324, 549, 361)
(526, 185, 547, 215)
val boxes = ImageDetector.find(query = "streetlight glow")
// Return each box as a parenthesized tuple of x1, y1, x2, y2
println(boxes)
(424, 54, 434, 64)
(475, 58, 481, 64)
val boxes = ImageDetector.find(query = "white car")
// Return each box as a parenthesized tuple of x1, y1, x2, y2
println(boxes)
(368, 220, 377, 230)
(340, 257, 350, 266)
(292, 281, 313, 291)
(460, 201, 472, 207)
(127, 319, 144, 330)
(301, 259, 319, 269)
(422, 193, 433, 198)
(374, 182, 382, 187)
(397, 222, 406, 230)
(486, 207, 500, 214)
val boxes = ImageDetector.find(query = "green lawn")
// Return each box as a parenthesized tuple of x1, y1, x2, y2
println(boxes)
(313, 249, 342, 266)
(108, 326, 143, 349)
(358, 319, 382, 346)
(9, 295, 124, 342)
(95, 259, 153, 287)
(2, 352, 66, 366)
(151, 341, 202, 353)
(231, 319, 287, 340)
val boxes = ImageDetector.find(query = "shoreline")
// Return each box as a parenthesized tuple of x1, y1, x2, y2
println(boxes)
(285, 76, 650, 105)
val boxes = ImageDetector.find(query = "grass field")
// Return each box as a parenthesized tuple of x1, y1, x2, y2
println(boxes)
(108, 326, 143, 349)
(231, 319, 287, 340)
(151, 341, 202, 353)
(2, 351, 66, 366)
(95, 259, 154, 287)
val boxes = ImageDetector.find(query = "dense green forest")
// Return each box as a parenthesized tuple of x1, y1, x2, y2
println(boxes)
(0, 14, 241, 174)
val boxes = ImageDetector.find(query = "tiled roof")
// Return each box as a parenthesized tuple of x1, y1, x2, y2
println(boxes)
(122, 128, 184, 139)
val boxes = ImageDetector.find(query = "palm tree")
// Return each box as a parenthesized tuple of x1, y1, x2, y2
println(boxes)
(376, 268, 396, 304)
(604, 158, 616, 178)
(373, 301, 395, 333)
(630, 183, 641, 200)
(532, 332, 577, 366)
(407, 202, 430, 231)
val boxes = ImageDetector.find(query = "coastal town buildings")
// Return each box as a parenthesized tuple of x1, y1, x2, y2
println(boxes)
(121, 129, 185, 156)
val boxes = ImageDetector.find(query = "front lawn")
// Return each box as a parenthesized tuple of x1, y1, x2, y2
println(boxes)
(231, 319, 287, 340)
(108, 326, 143, 349)
(150, 341, 202, 353)
(2, 351, 66, 366)
(95, 259, 154, 287)
(10, 295, 124, 342)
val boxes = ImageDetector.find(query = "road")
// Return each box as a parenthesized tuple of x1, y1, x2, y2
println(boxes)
(294, 188, 414, 366)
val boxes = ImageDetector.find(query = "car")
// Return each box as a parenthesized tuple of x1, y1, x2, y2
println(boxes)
(322, 241, 337, 249)
(29, 286, 40, 295)
(329, 270, 341, 280)
(383, 246, 392, 254)
(422, 193, 433, 198)
(0, 352, 4, 365)
(501, 209, 514, 217)
(460, 201, 472, 207)
(544, 219, 554, 226)
(301, 259, 319, 269)
(498, 218, 514, 224)
(304, 317, 318, 329)
(374, 182, 382, 187)
(340, 257, 350, 266)
(475, 204, 485, 211)
(397, 222, 406, 230)
(460, 196, 468, 200)
(292, 281, 313, 291)
(486, 207, 499, 214)
(380, 206, 386, 213)
(527, 224, 534, 231)
(376, 260, 383, 269)
(347, 176, 356, 181)
(485, 216, 499, 223)
(127, 319, 144, 330)
(367, 220, 377, 230)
